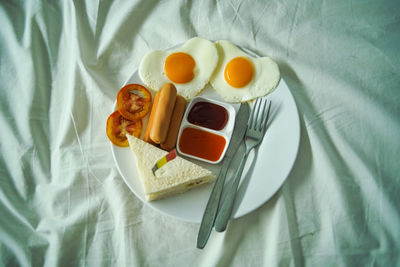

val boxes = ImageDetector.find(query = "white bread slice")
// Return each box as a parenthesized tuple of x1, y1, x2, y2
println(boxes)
(126, 134, 216, 201)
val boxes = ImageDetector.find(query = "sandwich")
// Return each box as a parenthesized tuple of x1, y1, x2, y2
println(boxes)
(126, 134, 216, 201)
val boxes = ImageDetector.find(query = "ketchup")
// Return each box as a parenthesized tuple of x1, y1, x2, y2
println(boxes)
(187, 102, 228, 130)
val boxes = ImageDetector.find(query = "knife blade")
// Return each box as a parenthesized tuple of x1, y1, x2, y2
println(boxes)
(197, 103, 250, 249)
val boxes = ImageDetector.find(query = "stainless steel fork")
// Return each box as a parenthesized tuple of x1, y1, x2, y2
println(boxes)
(214, 97, 271, 232)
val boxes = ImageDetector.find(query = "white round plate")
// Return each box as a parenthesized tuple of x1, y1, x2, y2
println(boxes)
(111, 46, 300, 223)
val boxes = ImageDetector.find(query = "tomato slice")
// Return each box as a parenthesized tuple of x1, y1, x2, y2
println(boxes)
(106, 110, 143, 147)
(117, 84, 152, 121)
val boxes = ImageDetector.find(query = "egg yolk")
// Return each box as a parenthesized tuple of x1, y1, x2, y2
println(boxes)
(224, 57, 254, 88)
(164, 52, 196, 83)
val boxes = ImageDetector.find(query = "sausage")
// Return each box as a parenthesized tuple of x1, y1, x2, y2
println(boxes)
(149, 83, 177, 144)
(160, 95, 186, 151)
(143, 91, 160, 145)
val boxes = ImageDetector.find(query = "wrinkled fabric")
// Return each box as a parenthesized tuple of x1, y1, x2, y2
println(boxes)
(0, 0, 399, 266)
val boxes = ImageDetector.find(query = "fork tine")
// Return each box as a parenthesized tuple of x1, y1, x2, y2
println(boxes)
(260, 100, 271, 132)
(248, 98, 258, 129)
(257, 98, 267, 131)
(252, 98, 262, 130)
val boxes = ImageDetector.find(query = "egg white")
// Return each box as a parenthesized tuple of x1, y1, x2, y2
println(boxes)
(209, 40, 280, 103)
(139, 37, 218, 100)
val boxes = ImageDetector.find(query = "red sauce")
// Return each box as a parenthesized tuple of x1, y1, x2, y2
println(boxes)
(187, 101, 228, 130)
(179, 127, 226, 162)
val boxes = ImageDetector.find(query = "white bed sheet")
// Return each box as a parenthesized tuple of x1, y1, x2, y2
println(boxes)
(0, 0, 399, 266)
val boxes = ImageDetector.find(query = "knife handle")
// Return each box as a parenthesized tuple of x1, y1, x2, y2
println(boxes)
(214, 151, 249, 232)
(196, 161, 230, 249)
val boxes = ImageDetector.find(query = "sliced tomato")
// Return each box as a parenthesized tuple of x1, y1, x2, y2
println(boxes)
(106, 110, 143, 147)
(117, 84, 152, 121)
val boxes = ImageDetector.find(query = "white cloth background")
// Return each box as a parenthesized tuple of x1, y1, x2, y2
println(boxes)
(0, 0, 399, 266)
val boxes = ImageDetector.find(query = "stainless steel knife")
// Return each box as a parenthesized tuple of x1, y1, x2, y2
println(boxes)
(197, 103, 250, 249)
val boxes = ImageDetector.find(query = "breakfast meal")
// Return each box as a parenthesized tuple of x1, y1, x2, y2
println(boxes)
(139, 37, 218, 100)
(106, 37, 281, 201)
(210, 40, 280, 103)
(126, 134, 215, 201)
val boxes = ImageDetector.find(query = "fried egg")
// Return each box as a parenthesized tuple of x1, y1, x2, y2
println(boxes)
(210, 40, 280, 103)
(139, 37, 218, 100)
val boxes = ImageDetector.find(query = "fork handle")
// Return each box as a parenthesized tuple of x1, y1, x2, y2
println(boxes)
(197, 160, 230, 248)
(214, 150, 250, 232)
